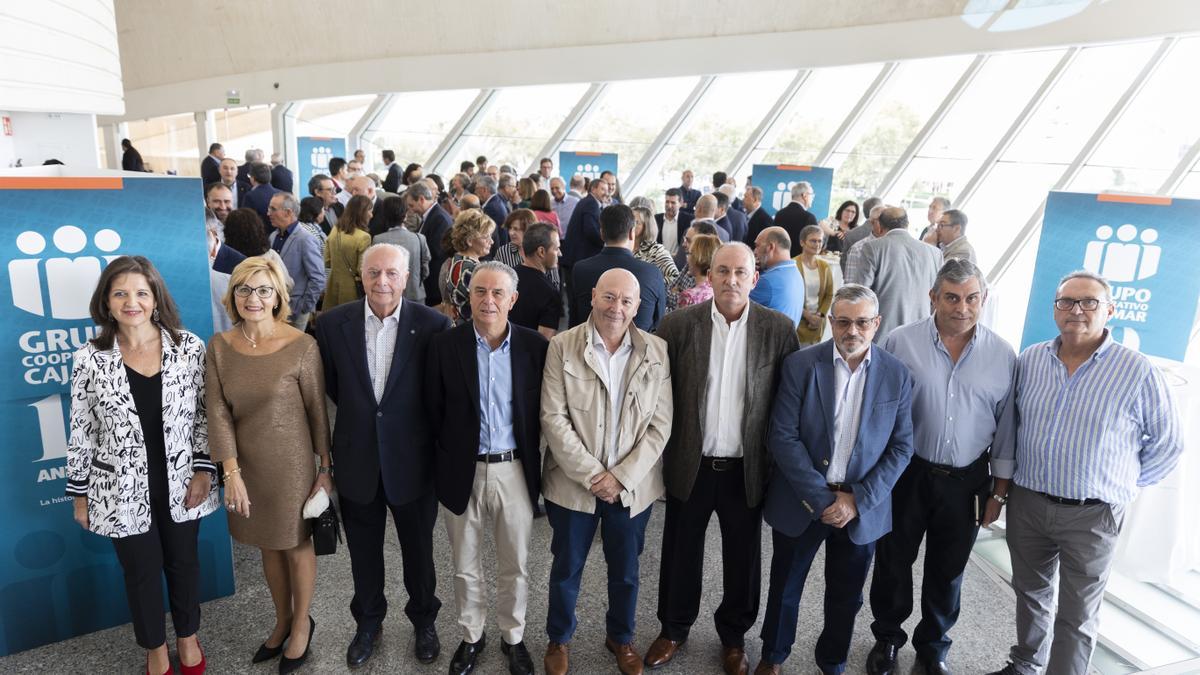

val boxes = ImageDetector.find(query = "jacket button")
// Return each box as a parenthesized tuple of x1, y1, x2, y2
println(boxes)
(822, 459, 829, 466)
(377, 412, 383, 418)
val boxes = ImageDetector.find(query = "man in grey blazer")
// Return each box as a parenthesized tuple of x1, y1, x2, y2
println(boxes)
(373, 206, 432, 304)
(648, 243, 799, 675)
(267, 192, 326, 331)
(856, 207, 942, 342)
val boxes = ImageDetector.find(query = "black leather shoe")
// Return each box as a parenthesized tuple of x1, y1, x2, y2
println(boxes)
(279, 616, 315, 675)
(501, 640, 535, 675)
(346, 627, 381, 668)
(865, 640, 899, 675)
(252, 626, 291, 663)
(916, 658, 952, 675)
(449, 635, 486, 674)
(415, 624, 441, 664)
(984, 665, 1017, 675)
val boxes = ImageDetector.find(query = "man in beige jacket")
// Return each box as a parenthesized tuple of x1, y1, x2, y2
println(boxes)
(540, 268, 673, 675)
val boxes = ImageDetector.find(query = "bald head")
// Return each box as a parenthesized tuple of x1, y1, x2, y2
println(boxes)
(591, 269, 641, 341)
(753, 226, 792, 268)
(694, 194, 718, 220)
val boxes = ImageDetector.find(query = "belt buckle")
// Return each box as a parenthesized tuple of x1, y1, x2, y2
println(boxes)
(710, 458, 731, 472)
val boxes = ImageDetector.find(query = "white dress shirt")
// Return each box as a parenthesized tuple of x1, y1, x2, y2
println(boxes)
(364, 298, 402, 402)
(702, 302, 748, 457)
(829, 345, 872, 483)
(590, 326, 633, 469)
(661, 216, 680, 256)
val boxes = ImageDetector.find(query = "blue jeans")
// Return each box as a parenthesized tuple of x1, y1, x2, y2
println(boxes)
(545, 498, 652, 644)
(759, 522, 876, 674)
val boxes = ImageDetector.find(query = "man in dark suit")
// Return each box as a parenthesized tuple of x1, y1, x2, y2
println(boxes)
(648, 243, 799, 675)
(236, 148, 263, 189)
(773, 181, 818, 257)
(315, 243, 451, 669)
(242, 162, 278, 226)
(217, 157, 247, 210)
(474, 174, 511, 258)
(428, 261, 548, 675)
(201, 143, 224, 186)
(345, 175, 392, 237)
(405, 181, 453, 306)
(570, 204, 666, 332)
(270, 153, 294, 193)
(715, 189, 748, 244)
(381, 150, 402, 194)
(743, 186, 773, 247)
(655, 188, 693, 258)
(560, 177, 608, 269)
(754, 284, 914, 675)
(679, 170, 701, 214)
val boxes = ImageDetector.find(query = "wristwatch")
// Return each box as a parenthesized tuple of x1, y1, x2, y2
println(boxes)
(990, 493, 1008, 505)
(318, 465, 334, 476)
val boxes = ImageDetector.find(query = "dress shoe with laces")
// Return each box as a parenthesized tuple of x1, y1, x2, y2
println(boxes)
(752, 662, 781, 675)
(501, 640, 535, 675)
(985, 664, 1018, 675)
(915, 658, 952, 675)
(449, 634, 486, 675)
(346, 627, 381, 668)
(544, 642, 569, 675)
(605, 637, 644, 675)
(643, 636, 685, 669)
(721, 645, 749, 675)
(865, 640, 899, 675)
(415, 624, 441, 664)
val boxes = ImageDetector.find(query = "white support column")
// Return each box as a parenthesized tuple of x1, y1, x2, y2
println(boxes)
(955, 48, 1079, 209)
(194, 110, 217, 165)
(526, 83, 607, 176)
(271, 102, 300, 171)
(988, 38, 1177, 285)
(348, 94, 395, 170)
(102, 122, 125, 169)
(875, 55, 986, 200)
(425, 89, 499, 174)
(623, 76, 715, 197)
(725, 69, 811, 182)
(1157, 134, 1200, 195)
(813, 62, 897, 167)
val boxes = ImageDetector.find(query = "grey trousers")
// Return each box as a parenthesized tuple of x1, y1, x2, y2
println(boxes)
(1005, 485, 1126, 675)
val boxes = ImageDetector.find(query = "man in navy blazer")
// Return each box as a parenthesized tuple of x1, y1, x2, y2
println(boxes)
(561, 178, 609, 269)
(242, 162, 279, 226)
(270, 153, 294, 193)
(715, 189, 748, 244)
(755, 283, 914, 675)
(201, 143, 223, 186)
(315, 243, 451, 669)
(570, 204, 666, 332)
(427, 261, 548, 675)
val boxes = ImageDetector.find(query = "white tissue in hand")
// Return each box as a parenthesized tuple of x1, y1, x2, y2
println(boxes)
(303, 487, 329, 519)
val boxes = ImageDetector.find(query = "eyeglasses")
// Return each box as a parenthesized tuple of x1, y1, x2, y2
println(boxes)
(830, 316, 878, 331)
(234, 284, 277, 299)
(1053, 298, 1107, 312)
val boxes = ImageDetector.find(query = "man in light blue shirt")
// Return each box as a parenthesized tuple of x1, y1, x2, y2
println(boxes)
(986, 271, 1182, 675)
(750, 226, 805, 328)
(867, 259, 1017, 675)
(550, 177, 579, 231)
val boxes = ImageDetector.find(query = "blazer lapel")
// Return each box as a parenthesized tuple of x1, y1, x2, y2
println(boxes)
(694, 303, 714, 419)
(105, 339, 140, 447)
(813, 342, 836, 448)
(852, 354, 882, 459)
(340, 303, 374, 400)
(380, 301, 417, 402)
(457, 325, 482, 418)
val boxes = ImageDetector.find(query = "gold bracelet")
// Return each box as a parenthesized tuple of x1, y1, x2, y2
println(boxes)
(222, 467, 242, 481)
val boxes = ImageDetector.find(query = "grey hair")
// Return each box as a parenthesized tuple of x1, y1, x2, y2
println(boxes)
(474, 174, 497, 195)
(942, 209, 968, 232)
(930, 196, 952, 210)
(790, 181, 813, 199)
(361, 243, 411, 274)
(799, 224, 823, 244)
(1057, 270, 1112, 303)
(745, 185, 763, 200)
(862, 196, 882, 215)
(832, 283, 878, 314)
(472, 260, 519, 292)
(405, 182, 433, 201)
(934, 258, 987, 294)
(631, 206, 658, 246)
(627, 195, 654, 211)
(549, 176, 565, 188)
(498, 173, 516, 190)
(274, 192, 300, 216)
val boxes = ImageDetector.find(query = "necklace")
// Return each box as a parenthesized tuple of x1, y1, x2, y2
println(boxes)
(239, 323, 274, 349)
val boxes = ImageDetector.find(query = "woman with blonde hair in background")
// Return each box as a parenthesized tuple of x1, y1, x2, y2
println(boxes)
(793, 224, 834, 344)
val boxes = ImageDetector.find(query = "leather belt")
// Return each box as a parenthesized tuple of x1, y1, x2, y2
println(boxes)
(827, 483, 854, 494)
(701, 457, 742, 472)
(1037, 491, 1104, 506)
(477, 450, 516, 463)
(912, 452, 987, 478)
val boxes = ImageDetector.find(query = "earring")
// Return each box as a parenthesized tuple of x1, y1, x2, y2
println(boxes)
(152, 308, 160, 323)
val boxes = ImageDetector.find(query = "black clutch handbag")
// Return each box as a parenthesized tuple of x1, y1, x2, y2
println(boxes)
(310, 504, 342, 556)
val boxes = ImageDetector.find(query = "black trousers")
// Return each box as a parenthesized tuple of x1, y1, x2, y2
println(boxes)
(339, 480, 441, 633)
(656, 457, 763, 647)
(111, 496, 202, 649)
(869, 454, 990, 662)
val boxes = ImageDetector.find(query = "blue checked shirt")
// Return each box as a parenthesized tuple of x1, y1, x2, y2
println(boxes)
(881, 317, 1017, 476)
(475, 325, 517, 455)
(1013, 332, 1183, 504)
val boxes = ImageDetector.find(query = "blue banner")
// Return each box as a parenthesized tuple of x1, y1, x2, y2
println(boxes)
(559, 151, 618, 182)
(0, 173, 235, 655)
(1021, 191, 1200, 359)
(296, 136, 346, 186)
(751, 164, 835, 219)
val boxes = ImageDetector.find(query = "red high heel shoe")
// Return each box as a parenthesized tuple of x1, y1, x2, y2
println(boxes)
(178, 638, 206, 675)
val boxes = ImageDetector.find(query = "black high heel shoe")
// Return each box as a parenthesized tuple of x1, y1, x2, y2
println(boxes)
(251, 624, 292, 663)
(279, 616, 315, 675)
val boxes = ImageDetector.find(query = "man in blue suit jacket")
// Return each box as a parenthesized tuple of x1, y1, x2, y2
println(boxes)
(270, 154, 294, 193)
(315, 243, 452, 668)
(715, 189, 748, 244)
(242, 162, 279, 227)
(266, 192, 325, 332)
(569, 204, 666, 332)
(561, 178, 608, 269)
(756, 283, 914, 675)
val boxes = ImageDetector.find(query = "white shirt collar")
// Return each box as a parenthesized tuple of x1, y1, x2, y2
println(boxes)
(833, 344, 872, 371)
(591, 324, 632, 354)
(710, 300, 750, 328)
(365, 297, 403, 324)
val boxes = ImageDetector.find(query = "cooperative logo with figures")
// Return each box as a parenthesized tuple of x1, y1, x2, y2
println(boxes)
(1081, 222, 1160, 350)
(574, 163, 604, 180)
(772, 181, 799, 212)
(310, 145, 334, 179)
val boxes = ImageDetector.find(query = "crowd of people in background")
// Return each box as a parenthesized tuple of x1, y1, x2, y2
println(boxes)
(63, 142, 1183, 675)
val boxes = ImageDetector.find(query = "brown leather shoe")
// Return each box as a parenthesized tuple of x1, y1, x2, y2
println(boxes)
(606, 637, 645, 675)
(643, 636, 684, 669)
(722, 645, 750, 675)
(752, 661, 781, 675)
(544, 642, 569, 675)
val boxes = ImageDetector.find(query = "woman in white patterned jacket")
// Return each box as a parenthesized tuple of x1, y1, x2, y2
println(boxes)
(66, 255, 219, 675)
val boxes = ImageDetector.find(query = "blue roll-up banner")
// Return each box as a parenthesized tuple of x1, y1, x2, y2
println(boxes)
(296, 136, 346, 185)
(751, 164, 835, 219)
(1021, 191, 1200, 360)
(558, 151, 618, 182)
(0, 169, 235, 656)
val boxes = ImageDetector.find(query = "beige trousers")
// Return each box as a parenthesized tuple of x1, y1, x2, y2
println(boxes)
(443, 458, 534, 644)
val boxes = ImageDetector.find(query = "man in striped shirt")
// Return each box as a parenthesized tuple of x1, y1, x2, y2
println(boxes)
(987, 271, 1182, 675)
